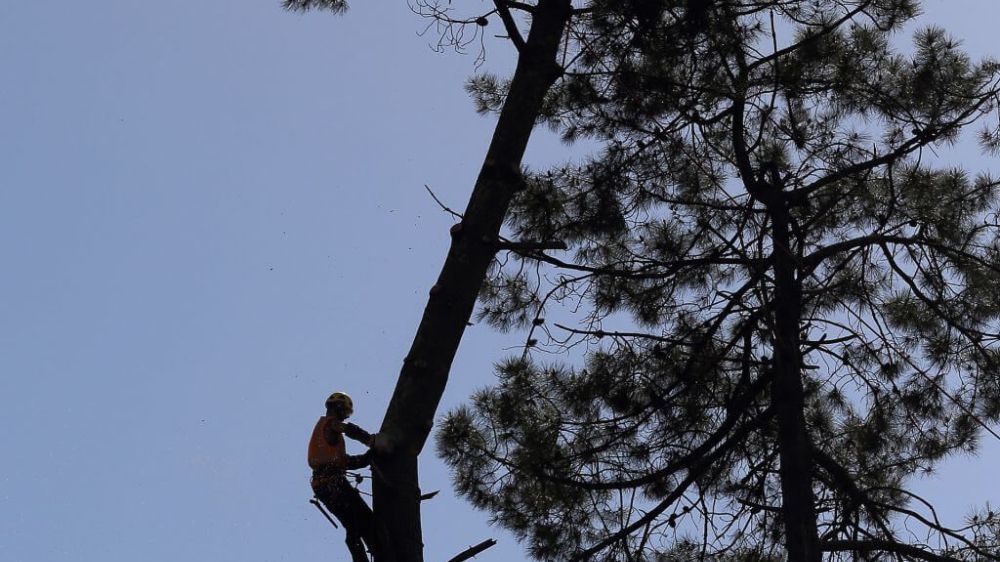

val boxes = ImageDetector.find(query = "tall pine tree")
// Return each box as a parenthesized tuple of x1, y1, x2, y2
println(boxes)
(438, 1, 1000, 560)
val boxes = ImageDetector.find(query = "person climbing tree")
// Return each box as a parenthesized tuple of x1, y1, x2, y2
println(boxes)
(308, 392, 379, 562)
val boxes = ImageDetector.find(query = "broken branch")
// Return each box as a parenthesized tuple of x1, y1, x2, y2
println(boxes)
(446, 539, 497, 562)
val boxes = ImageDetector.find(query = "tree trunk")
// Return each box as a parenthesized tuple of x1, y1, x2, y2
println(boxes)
(769, 197, 822, 562)
(370, 3, 573, 561)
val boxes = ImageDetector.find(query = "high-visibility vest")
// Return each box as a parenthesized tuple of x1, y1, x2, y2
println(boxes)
(307, 416, 347, 470)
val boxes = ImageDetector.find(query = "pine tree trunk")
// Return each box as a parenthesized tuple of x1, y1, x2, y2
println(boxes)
(370, 3, 573, 561)
(769, 200, 822, 562)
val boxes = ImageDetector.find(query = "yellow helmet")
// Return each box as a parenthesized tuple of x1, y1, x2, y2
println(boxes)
(325, 392, 354, 417)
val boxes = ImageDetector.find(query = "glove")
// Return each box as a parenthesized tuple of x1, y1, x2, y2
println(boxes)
(346, 450, 373, 470)
(369, 432, 392, 455)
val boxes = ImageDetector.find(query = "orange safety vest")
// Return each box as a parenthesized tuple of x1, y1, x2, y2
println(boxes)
(307, 416, 347, 470)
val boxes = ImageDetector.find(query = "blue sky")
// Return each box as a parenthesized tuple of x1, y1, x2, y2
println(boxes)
(1, 2, 997, 561)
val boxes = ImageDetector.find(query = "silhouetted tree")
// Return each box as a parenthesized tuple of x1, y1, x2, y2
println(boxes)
(438, 1, 1000, 560)
(284, 2, 577, 561)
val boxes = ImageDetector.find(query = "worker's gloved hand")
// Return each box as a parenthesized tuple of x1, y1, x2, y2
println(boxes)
(369, 432, 392, 455)
(346, 450, 372, 470)
(358, 449, 373, 464)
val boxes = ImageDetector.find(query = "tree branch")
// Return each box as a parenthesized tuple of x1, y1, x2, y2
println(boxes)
(570, 407, 775, 560)
(446, 539, 497, 562)
(803, 233, 920, 271)
(822, 539, 964, 562)
(493, 1, 527, 52)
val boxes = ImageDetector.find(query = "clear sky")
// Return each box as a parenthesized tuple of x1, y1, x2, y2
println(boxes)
(0, 2, 997, 561)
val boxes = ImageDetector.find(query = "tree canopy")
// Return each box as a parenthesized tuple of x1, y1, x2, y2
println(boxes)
(436, 1, 1000, 560)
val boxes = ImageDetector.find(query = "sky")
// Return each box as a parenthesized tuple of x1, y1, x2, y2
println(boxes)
(0, 1, 998, 561)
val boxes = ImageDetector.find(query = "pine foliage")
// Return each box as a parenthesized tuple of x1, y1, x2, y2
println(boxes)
(282, 0, 348, 14)
(438, 1, 1000, 560)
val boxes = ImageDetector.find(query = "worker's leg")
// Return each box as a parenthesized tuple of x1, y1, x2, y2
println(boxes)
(341, 531, 369, 562)
(333, 484, 377, 557)
(312, 475, 370, 562)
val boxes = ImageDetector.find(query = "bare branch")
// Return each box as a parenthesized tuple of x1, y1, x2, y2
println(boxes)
(446, 539, 497, 562)
(424, 184, 464, 220)
(494, 1, 527, 52)
(822, 539, 964, 562)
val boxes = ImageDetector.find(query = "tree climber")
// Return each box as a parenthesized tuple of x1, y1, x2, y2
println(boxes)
(308, 392, 379, 562)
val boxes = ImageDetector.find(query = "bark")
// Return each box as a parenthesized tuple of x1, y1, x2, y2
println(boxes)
(769, 194, 822, 562)
(370, 3, 573, 561)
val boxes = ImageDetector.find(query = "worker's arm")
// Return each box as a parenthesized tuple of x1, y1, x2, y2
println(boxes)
(343, 422, 375, 447)
(345, 450, 372, 470)
(345, 422, 392, 455)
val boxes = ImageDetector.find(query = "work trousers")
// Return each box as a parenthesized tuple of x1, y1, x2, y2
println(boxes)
(311, 471, 377, 562)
